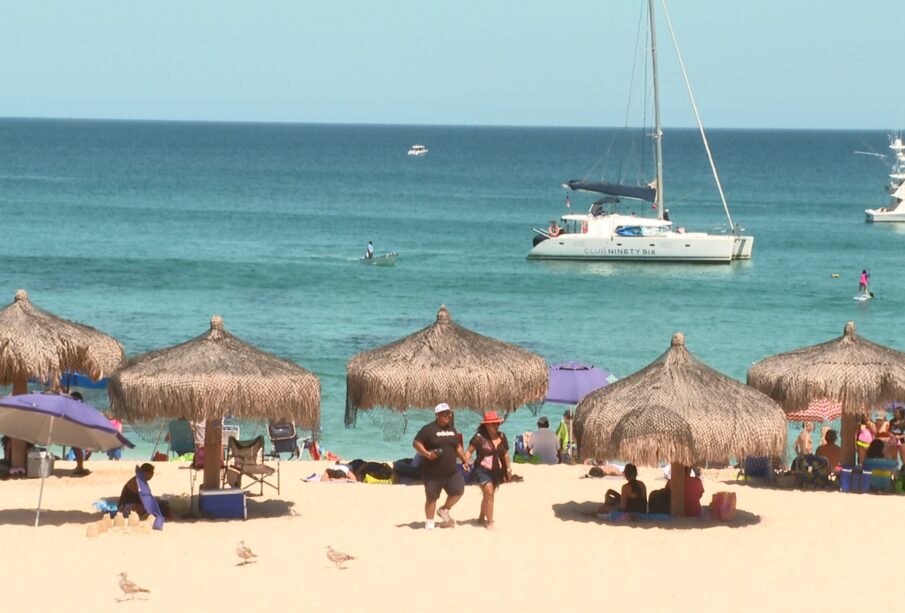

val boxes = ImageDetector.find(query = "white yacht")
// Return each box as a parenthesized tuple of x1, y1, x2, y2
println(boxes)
(865, 134, 905, 222)
(407, 144, 428, 156)
(527, 0, 753, 263)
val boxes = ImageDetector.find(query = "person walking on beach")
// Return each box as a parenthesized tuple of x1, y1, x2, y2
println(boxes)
(413, 403, 470, 530)
(366, 241, 374, 259)
(465, 411, 512, 528)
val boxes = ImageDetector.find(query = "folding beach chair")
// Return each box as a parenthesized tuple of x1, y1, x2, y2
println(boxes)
(223, 435, 279, 496)
(267, 420, 300, 459)
(167, 419, 196, 458)
(736, 456, 776, 484)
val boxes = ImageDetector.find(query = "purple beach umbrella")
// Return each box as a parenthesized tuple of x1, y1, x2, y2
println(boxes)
(545, 361, 617, 405)
(0, 392, 133, 526)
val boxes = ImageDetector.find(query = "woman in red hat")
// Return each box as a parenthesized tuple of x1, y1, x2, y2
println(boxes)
(465, 411, 512, 528)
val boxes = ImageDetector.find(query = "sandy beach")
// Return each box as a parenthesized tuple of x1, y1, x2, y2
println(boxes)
(2, 459, 898, 612)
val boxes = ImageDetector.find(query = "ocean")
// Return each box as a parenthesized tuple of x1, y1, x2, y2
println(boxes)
(0, 119, 895, 462)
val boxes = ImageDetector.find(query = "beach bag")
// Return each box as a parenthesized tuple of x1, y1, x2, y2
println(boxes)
(710, 492, 736, 521)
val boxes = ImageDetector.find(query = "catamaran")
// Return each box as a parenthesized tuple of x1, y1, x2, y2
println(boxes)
(864, 134, 905, 222)
(528, 0, 753, 263)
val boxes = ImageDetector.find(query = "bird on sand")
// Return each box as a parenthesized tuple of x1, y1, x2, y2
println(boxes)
(236, 540, 258, 565)
(117, 572, 150, 601)
(326, 545, 355, 569)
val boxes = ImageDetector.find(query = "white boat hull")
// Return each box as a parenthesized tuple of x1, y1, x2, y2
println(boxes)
(528, 232, 751, 263)
(865, 208, 905, 222)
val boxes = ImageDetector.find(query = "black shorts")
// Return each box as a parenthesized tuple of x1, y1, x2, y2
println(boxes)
(423, 471, 465, 501)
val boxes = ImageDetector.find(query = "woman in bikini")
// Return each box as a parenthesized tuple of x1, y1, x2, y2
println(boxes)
(889, 408, 905, 465)
(465, 411, 512, 528)
(856, 414, 875, 465)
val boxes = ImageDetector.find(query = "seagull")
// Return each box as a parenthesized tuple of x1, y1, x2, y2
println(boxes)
(117, 572, 150, 601)
(236, 540, 258, 565)
(326, 545, 355, 570)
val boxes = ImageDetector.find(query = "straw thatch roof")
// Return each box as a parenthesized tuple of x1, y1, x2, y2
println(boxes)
(108, 315, 320, 427)
(747, 321, 905, 416)
(345, 305, 547, 422)
(575, 332, 786, 465)
(0, 289, 125, 386)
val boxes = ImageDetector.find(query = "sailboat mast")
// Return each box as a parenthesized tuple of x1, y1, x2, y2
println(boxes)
(648, 0, 665, 220)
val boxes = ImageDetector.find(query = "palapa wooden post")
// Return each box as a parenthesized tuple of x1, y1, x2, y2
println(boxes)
(10, 376, 28, 471)
(840, 413, 858, 466)
(202, 419, 222, 490)
(669, 461, 685, 518)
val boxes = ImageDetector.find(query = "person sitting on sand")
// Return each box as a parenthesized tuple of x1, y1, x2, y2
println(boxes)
(321, 464, 358, 482)
(527, 416, 560, 464)
(117, 463, 171, 520)
(815, 429, 842, 473)
(793, 422, 814, 457)
(865, 439, 886, 461)
(601, 463, 647, 513)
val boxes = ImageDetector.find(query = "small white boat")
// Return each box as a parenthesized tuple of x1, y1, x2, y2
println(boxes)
(407, 144, 428, 156)
(865, 134, 905, 222)
(360, 252, 397, 267)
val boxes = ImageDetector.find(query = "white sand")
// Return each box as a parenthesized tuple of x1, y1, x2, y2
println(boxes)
(2, 460, 898, 612)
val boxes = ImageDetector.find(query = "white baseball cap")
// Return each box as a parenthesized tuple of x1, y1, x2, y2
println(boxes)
(434, 402, 451, 414)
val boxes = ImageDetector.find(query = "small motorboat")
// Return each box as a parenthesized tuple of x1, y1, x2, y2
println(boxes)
(407, 144, 428, 156)
(360, 252, 397, 267)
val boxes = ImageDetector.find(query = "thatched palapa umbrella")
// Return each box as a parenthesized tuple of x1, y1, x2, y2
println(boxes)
(345, 305, 547, 430)
(575, 332, 786, 517)
(109, 315, 320, 490)
(747, 320, 905, 465)
(0, 289, 124, 470)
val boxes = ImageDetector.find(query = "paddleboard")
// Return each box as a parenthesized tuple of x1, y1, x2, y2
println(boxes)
(853, 292, 873, 302)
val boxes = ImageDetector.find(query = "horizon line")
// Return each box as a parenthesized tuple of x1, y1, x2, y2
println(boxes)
(0, 115, 895, 133)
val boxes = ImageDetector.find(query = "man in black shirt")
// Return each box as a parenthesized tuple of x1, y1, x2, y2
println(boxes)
(413, 403, 470, 530)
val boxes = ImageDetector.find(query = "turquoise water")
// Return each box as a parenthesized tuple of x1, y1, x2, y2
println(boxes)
(0, 119, 898, 462)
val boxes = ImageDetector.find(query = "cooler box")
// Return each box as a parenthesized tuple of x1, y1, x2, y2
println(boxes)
(839, 466, 871, 493)
(199, 489, 246, 520)
(26, 450, 54, 478)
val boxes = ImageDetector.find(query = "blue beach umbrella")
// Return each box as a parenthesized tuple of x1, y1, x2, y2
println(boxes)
(0, 392, 133, 527)
(545, 361, 617, 405)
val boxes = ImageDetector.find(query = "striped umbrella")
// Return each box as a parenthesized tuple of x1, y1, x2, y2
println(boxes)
(786, 398, 842, 422)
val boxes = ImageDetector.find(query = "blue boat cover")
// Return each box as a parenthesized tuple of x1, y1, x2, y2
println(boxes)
(565, 180, 656, 203)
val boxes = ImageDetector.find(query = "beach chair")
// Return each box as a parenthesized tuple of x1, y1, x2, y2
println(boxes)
(167, 419, 195, 458)
(223, 435, 279, 496)
(790, 454, 830, 489)
(862, 458, 898, 492)
(267, 420, 300, 459)
(736, 456, 776, 484)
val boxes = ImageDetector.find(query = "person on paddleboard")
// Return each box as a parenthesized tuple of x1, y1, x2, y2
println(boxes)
(366, 241, 374, 259)
(859, 270, 870, 294)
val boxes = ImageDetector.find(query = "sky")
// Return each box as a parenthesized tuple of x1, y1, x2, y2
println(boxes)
(1, 0, 903, 129)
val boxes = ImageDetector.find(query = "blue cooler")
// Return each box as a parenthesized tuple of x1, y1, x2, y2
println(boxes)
(839, 466, 871, 493)
(199, 489, 247, 519)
